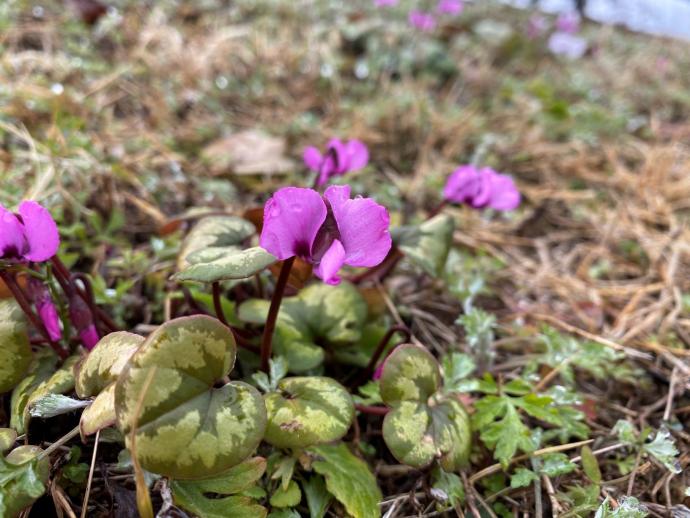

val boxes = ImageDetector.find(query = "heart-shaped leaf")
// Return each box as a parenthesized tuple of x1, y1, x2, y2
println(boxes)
(308, 443, 382, 518)
(264, 377, 354, 449)
(114, 315, 267, 479)
(270, 480, 302, 508)
(75, 331, 144, 398)
(171, 456, 267, 518)
(392, 214, 454, 277)
(239, 282, 368, 373)
(175, 246, 277, 283)
(0, 299, 32, 394)
(380, 345, 471, 470)
(177, 216, 257, 271)
(10, 349, 58, 433)
(0, 444, 50, 518)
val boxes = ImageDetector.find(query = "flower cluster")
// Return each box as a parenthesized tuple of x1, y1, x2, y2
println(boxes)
(443, 165, 521, 211)
(375, 0, 463, 32)
(303, 138, 369, 187)
(260, 185, 391, 285)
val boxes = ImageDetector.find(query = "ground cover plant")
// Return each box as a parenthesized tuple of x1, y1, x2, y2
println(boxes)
(1, 0, 690, 516)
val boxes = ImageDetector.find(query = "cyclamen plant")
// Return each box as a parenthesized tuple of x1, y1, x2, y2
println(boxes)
(443, 164, 521, 211)
(303, 138, 369, 187)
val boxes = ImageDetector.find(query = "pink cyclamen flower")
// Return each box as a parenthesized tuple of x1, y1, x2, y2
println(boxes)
(527, 14, 548, 39)
(548, 32, 587, 59)
(0, 201, 60, 262)
(28, 278, 62, 342)
(303, 139, 369, 187)
(409, 10, 436, 32)
(443, 165, 521, 211)
(436, 0, 462, 15)
(68, 293, 99, 350)
(555, 12, 581, 34)
(79, 325, 100, 350)
(260, 185, 391, 285)
(374, 0, 398, 6)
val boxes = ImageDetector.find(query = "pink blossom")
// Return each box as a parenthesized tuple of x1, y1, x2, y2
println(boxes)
(436, 0, 463, 15)
(374, 0, 398, 6)
(303, 139, 369, 187)
(409, 10, 436, 32)
(555, 12, 580, 34)
(443, 165, 521, 211)
(0, 201, 60, 262)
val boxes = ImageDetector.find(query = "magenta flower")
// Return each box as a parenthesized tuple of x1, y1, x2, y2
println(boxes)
(0, 201, 60, 262)
(80, 325, 100, 350)
(68, 293, 99, 350)
(303, 139, 369, 187)
(409, 10, 436, 32)
(526, 14, 548, 39)
(28, 279, 62, 342)
(260, 185, 391, 285)
(436, 0, 462, 15)
(555, 12, 580, 34)
(443, 165, 520, 211)
(548, 32, 587, 59)
(374, 0, 398, 6)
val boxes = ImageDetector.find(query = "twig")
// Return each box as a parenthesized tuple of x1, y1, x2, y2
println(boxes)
(80, 429, 100, 518)
(37, 426, 81, 460)
(354, 324, 411, 386)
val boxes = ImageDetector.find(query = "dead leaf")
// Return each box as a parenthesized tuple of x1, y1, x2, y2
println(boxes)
(201, 130, 295, 176)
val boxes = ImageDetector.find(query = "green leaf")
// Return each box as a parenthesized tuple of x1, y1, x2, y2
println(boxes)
(80, 383, 116, 437)
(0, 430, 16, 453)
(539, 453, 576, 477)
(114, 315, 267, 479)
(271, 456, 296, 491)
(239, 282, 368, 373)
(177, 215, 257, 271)
(308, 443, 382, 518)
(75, 331, 144, 397)
(510, 467, 538, 488)
(171, 457, 267, 518)
(10, 349, 58, 433)
(264, 377, 354, 449)
(302, 475, 331, 518)
(431, 466, 464, 508)
(393, 214, 454, 277)
(270, 480, 302, 508)
(0, 299, 32, 394)
(379, 344, 441, 405)
(0, 445, 50, 517)
(175, 246, 277, 283)
(441, 352, 476, 393)
(643, 428, 681, 474)
(267, 510, 300, 518)
(28, 394, 90, 418)
(23, 355, 80, 431)
(612, 420, 637, 445)
(580, 446, 601, 485)
(594, 496, 648, 518)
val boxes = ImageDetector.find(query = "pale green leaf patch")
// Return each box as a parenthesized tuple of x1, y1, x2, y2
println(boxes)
(269, 480, 302, 508)
(23, 355, 80, 431)
(80, 383, 117, 437)
(264, 377, 354, 449)
(0, 299, 33, 394)
(10, 349, 58, 433)
(175, 246, 277, 283)
(115, 315, 267, 479)
(392, 213, 454, 277)
(0, 443, 50, 518)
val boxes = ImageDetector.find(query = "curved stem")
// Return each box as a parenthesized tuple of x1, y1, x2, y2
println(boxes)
(212, 282, 229, 327)
(354, 324, 411, 387)
(72, 272, 119, 333)
(355, 404, 389, 416)
(428, 199, 448, 218)
(260, 257, 295, 373)
(350, 246, 403, 285)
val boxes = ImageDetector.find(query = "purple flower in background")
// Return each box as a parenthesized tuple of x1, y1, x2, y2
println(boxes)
(526, 14, 548, 39)
(28, 279, 62, 342)
(436, 0, 463, 15)
(69, 293, 99, 350)
(0, 201, 60, 262)
(260, 185, 391, 285)
(79, 325, 100, 350)
(409, 10, 436, 32)
(444, 165, 521, 211)
(303, 139, 369, 187)
(555, 12, 581, 34)
(548, 32, 587, 59)
(374, 0, 398, 6)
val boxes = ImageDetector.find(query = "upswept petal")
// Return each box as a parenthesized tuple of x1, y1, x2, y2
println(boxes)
(470, 168, 496, 208)
(443, 165, 480, 203)
(487, 174, 521, 211)
(345, 140, 369, 171)
(260, 187, 327, 260)
(37, 299, 62, 342)
(0, 204, 27, 259)
(303, 146, 323, 171)
(18, 201, 60, 262)
(324, 185, 392, 268)
(313, 239, 346, 285)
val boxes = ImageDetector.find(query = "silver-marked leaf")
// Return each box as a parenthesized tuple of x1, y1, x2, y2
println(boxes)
(171, 457, 267, 518)
(175, 246, 277, 283)
(0, 445, 50, 518)
(80, 384, 116, 437)
(75, 331, 144, 398)
(264, 377, 354, 449)
(23, 355, 80, 430)
(28, 394, 90, 418)
(239, 282, 367, 373)
(392, 214, 454, 277)
(10, 349, 58, 433)
(114, 315, 267, 479)
(177, 216, 257, 271)
(379, 344, 441, 405)
(308, 443, 382, 518)
(0, 299, 32, 394)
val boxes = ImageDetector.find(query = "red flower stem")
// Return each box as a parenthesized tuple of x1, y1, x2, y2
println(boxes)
(71, 272, 119, 333)
(212, 282, 229, 327)
(0, 270, 68, 359)
(428, 199, 448, 217)
(260, 257, 295, 373)
(350, 245, 403, 285)
(354, 324, 411, 387)
(355, 404, 389, 416)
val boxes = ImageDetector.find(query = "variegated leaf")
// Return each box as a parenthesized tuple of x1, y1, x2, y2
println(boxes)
(379, 344, 441, 405)
(114, 316, 267, 479)
(23, 355, 80, 430)
(80, 383, 117, 437)
(175, 246, 277, 283)
(1, 445, 50, 518)
(264, 377, 354, 449)
(75, 331, 144, 398)
(0, 299, 32, 394)
(392, 213, 454, 277)
(10, 349, 58, 433)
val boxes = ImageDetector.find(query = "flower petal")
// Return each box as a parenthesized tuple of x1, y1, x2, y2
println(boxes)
(488, 174, 521, 211)
(436, 0, 462, 15)
(303, 146, 323, 171)
(260, 187, 327, 261)
(37, 299, 62, 342)
(327, 138, 348, 174)
(324, 185, 392, 268)
(313, 239, 346, 285)
(0, 204, 27, 259)
(18, 201, 60, 262)
(409, 10, 436, 31)
(443, 165, 480, 204)
(344, 140, 369, 171)
(80, 324, 100, 350)
(470, 168, 496, 208)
